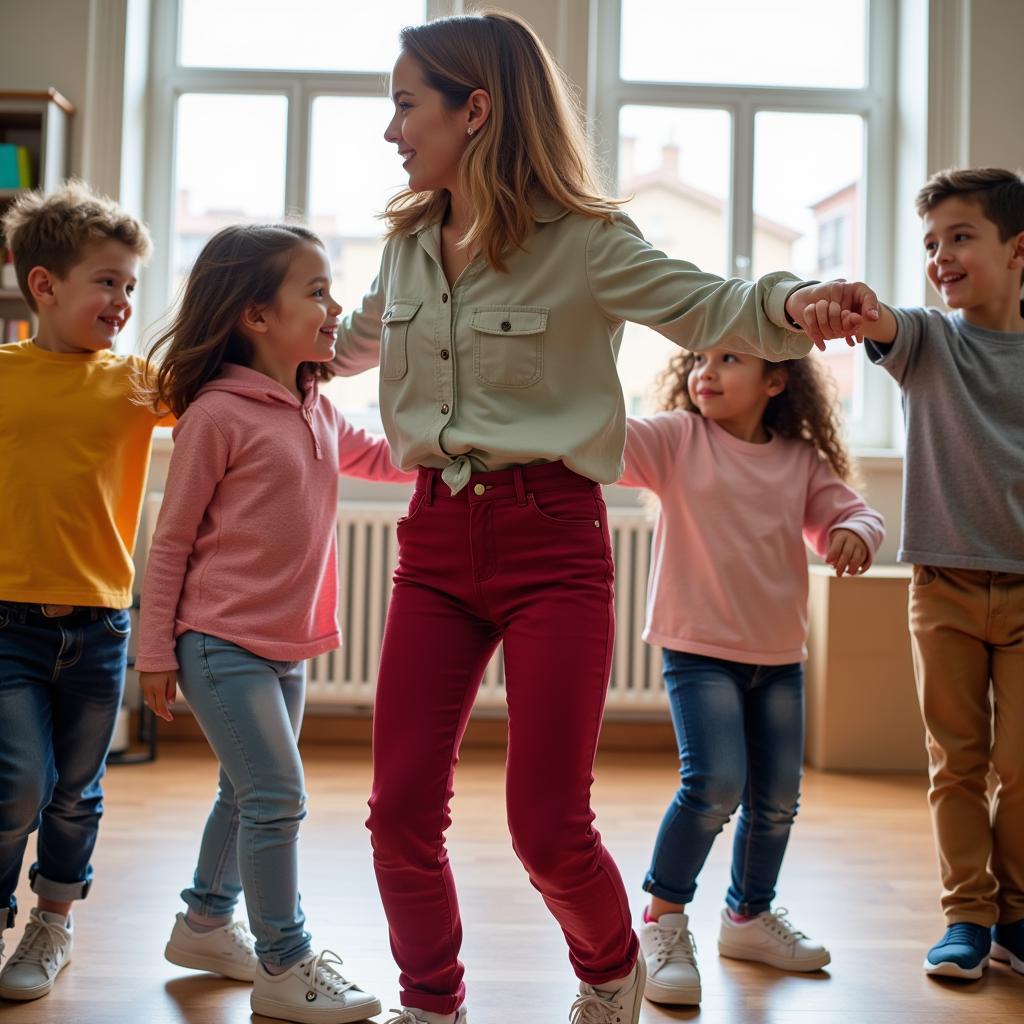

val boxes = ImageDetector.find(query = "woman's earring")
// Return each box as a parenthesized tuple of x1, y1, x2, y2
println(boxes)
(467, 127, 475, 136)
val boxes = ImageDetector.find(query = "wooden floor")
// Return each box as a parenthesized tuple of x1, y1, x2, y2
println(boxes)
(3, 741, 1021, 1023)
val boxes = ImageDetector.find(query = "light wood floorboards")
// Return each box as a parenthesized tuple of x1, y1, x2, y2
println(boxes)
(3, 742, 1021, 1023)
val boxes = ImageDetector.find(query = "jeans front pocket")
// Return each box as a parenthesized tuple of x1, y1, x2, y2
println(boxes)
(380, 299, 422, 381)
(472, 305, 548, 388)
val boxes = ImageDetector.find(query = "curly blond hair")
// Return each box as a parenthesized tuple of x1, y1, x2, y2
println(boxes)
(656, 350, 856, 483)
(1, 179, 151, 311)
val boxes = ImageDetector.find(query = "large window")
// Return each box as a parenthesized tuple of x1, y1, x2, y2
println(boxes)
(594, 0, 898, 447)
(144, 0, 449, 429)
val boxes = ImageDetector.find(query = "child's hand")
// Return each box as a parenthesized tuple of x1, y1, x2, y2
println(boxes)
(826, 529, 870, 577)
(140, 671, 178, 722)
(785, 280, 881, 350)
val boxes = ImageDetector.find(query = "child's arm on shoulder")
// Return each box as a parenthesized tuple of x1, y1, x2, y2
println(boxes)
(135, 406, 231, 714)
(802, 457, 886, 577)
(336, 416, 416, 483)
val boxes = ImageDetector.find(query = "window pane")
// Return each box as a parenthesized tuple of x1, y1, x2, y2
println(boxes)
(620, 0, 866, 89)
(753, 111, 864, 417)
(310, 97, 407, 428)
(617, 106, 730, 416)
(173, 93, 288, 297)
(180, 0, 426, 72)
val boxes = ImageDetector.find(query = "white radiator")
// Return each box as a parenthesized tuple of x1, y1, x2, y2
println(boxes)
(139, 497, 669, 718)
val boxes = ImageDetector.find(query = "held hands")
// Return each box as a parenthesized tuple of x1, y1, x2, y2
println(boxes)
(140, 670, 178, 722)
(785, 280, 881, 351)
(826, 529, 870, 578)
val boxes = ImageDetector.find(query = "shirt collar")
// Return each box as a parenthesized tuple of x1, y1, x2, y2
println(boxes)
(412, 191, 570, 236)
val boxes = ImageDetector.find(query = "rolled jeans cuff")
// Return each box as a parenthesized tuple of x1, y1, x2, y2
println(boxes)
(29, 864, 92, 902)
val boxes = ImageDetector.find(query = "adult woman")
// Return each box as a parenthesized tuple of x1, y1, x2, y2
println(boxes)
(332, 13, 877, 1023)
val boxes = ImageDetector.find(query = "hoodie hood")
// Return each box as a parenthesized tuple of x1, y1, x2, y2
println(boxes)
(198, 362, 318, 410)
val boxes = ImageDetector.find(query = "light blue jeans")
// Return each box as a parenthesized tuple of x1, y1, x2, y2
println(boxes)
(176, 631, 310, 968)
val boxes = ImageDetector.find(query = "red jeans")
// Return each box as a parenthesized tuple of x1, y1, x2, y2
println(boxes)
(366, 462, 639, 1014)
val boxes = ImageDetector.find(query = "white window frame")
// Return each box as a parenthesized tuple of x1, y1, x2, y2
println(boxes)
(590, 0, 899, 450)
(139, 0, 454, 342)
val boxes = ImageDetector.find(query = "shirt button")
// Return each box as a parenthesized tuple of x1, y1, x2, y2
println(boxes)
(441, 403, 450, 415)
(442, 293, 449, 303)
(440, 349, 450, 359)
(500, 320, 512, 332)
(473, 483, 486, 496)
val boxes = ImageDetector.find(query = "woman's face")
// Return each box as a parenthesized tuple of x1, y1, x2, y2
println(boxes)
(385, 51, 478, 193)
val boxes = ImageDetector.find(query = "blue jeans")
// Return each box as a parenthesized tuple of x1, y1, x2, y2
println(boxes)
(176, 631, 310, 968)
(643, 650, 804, 916)
(0, 601, 129, 929)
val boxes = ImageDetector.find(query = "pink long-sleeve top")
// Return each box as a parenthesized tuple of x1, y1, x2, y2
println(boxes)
(135, 364, 414, 672)
(621, 411, 885, 665)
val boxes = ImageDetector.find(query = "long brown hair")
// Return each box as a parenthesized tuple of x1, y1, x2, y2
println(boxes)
(144, 224, 332, 416)
(657, 351, 855, 482)
(384, 11, 621, 270)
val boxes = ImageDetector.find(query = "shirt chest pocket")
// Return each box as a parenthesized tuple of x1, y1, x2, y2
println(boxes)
(471, 306, 549, 388)
(380, 300, 422, 381)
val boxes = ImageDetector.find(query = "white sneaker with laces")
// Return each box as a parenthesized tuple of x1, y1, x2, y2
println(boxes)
(0, 908, 73, 1001)
(164, 912, 257, 981)
(640, 911, 701, 1005)
(381, 1007, 468, 1023)
(570, 958, 646, 1024)
(250, 948, 382, 1023)
(717, 907, 830, 972)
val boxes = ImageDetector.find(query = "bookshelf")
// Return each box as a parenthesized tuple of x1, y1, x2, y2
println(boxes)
(0, 89, 75, 332)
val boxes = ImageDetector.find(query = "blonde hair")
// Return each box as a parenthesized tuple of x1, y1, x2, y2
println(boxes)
(384, 10, 621, 270)
(0, 178, 152, 312)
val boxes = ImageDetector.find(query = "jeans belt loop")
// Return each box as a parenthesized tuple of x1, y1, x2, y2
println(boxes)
(512, 466, 527, 506)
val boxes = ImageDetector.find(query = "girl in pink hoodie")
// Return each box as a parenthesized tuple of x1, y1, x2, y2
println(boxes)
(135, 225, 411, 1024)
(620, 350, 884, 1008)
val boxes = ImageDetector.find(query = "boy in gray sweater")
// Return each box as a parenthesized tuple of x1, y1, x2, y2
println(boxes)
(863, 168, 1024, 981)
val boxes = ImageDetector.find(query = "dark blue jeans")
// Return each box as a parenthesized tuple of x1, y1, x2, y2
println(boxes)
(643, 649, 804, 916)
(0, 602, 129, 929)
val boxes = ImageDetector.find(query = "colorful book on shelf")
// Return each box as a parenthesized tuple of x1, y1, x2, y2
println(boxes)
(0, 144, 33, 189)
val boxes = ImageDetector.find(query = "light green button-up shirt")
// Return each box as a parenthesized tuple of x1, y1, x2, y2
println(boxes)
(334, 198, 812, 494)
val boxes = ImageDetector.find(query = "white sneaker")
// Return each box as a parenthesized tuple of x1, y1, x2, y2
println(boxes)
(164, 912, 257, 981)
(0, 908, 73, 1001)
(570, 958, 646, 1024)
(640, 911, 701, 1005)
(718, 907, 830, 972)
(250, 948, 382, 1023)
(382, 1008, 468, 1023)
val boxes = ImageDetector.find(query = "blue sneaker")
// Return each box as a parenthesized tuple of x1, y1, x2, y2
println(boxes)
(992, 919, 1024, 976)
(924, 923, 991, 979)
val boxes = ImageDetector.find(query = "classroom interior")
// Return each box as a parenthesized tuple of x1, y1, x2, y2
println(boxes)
(1, 1, 1022, 1022)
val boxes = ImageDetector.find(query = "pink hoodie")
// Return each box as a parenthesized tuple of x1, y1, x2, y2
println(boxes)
(136, 364, 413, 672)
(621, 411, 885, 665)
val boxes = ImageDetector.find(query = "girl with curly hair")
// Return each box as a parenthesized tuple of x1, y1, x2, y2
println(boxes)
(619, 350, 885, 1007)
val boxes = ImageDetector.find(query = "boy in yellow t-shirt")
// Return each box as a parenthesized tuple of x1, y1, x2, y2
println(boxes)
(0, 181, 171, 1002)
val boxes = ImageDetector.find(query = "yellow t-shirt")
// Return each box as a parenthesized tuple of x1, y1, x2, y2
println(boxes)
(0, 340, 173, 608)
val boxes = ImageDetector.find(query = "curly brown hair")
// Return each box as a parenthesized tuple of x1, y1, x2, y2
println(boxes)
(656, 350, 855, 483)
(143, 224, 334, 417)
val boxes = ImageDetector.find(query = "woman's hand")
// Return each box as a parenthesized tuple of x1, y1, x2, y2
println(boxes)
(826, 529, 870, 577)
(140, 671, 178, 722)
(785, 280, 881, 350)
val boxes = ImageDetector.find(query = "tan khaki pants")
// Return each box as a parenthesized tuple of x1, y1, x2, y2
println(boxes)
(909, 565, 1024, 926)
